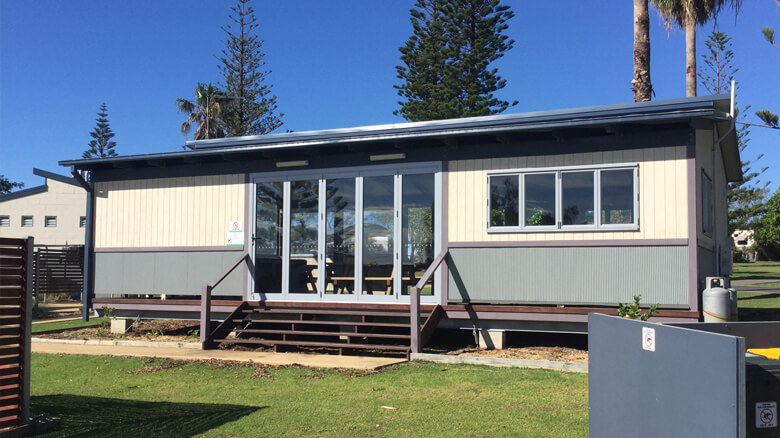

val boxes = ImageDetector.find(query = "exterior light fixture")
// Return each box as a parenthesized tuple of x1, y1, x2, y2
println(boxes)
(369, 153, 406, 162)
(275, 160, 309, 168)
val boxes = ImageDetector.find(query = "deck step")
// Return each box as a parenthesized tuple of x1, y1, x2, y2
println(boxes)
(215, 338, 409, 352)
(234, 328, 411, 340)
(207, 301, 442, 357)
(232, 318, 410, 328)
(244, 308, 429, 318)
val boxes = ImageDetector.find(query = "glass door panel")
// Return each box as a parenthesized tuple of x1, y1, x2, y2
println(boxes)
(289, 180, 319, 294)
(325, 178, 356, 295)
(361, 175, 395, 296)
(254, 182, 283, 295)
(401, 173, 435, 296)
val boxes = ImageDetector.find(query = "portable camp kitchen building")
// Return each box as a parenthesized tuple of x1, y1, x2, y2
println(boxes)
(61, 95, 741, 352)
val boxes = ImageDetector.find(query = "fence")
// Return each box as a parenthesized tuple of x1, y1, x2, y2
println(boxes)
(0, 237, 33, 430)
(33, 245, 83, 299)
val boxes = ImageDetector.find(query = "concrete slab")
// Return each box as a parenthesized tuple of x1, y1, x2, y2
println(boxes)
(32, 342, 406, 371)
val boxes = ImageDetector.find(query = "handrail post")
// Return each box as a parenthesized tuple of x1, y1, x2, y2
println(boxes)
(200, 285, 212, 346)
(410, 286, 420, 353)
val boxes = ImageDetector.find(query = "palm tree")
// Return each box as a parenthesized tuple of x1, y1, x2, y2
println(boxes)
(176, 83, 229, 140)
(633, 0, 653, 102)
(651, 0, 742, 97)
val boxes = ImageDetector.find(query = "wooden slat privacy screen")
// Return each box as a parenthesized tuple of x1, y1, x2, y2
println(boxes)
(33, 246, 84, 297)
(0, 237, 32, 431)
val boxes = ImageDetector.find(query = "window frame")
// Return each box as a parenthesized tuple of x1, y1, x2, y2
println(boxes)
(0, 216, 8, 227)
(80, 216, 87, 228)
(44, 216, 57, 228)
(486, 163, 640, 233)
(21, 216, 33, 227)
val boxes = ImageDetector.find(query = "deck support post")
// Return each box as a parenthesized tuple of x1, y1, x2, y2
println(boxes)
(200, 285, 212, 346)
(410, 286, 420, 353)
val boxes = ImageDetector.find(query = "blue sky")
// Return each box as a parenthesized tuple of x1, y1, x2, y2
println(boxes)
(1, 0, 779, 190)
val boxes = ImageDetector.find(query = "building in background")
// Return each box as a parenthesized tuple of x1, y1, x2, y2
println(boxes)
(0, 169, 86, 246)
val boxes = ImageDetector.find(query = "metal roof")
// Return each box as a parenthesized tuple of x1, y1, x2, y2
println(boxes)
(60, 95, 735, 170)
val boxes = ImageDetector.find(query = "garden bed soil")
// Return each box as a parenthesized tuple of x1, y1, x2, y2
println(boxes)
(447, 346, 588, 363)
(36, 319, 589, 363)
(36, 319, 200, 343)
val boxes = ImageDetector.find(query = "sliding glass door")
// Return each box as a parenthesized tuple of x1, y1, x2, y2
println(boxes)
(251, 164, 440, 303)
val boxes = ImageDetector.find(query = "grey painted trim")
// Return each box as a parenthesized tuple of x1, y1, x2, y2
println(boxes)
(83, 184, 95, 321)
(444, 310, 698, 323)
(448, 239, 688, 248)
(32, 168, 81, 187)
(61, 96, 730, 169)
(687, 142, 700, 312)
(94, 246, 244, 253)
(243, 179, 252, 301)
(411, 353, 588, 373)
(441, 161, 449, 306)
(0, 185, 47, 202)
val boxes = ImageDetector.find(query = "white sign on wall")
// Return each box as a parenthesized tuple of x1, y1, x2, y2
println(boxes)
(756, 402, 777, 429)
(642, 327, 655, 352)
(227, 221, 244, 246)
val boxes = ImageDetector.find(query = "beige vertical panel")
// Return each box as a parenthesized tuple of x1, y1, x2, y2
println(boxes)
(94, 174, 244, 248)
(447, 146, 688, 243)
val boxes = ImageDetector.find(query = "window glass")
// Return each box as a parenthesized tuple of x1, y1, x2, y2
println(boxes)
(21, 216, 33, 227)
(289, 180, 319, 294)
(325, 178, 356, 295)
(561, 172, 594, 225)
(702, 171, 714, 235)
(255, 181, 284, 294)
(489, 175, 519, 227)
(45, 216, 57, 227)
(362, 175, 394, 295)
(0, 216, 8, 227)
(601, 170, 634, 224)
(524, 174, 556, 226)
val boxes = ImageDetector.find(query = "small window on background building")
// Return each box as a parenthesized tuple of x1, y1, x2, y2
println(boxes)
(21, 216, 33, 227)
(45, 216, 57, 227)
(0, 216, 9, 227)
(80, 216, 86, 228)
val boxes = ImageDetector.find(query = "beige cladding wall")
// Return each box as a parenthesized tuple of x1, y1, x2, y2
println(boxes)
(0, 179, 86, 245)
(448, 146, 689, 242)
(94, 174, 245, 248)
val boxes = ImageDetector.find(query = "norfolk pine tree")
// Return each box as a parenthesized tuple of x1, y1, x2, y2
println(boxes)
(699, 30, 769, 235)
(82, 103, 118, 159)
(395, 0, 515, 122)
(219, 0, 282, 136)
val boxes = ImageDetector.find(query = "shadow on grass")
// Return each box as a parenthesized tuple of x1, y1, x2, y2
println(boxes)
(738, 308, 780, 321)
(738, 293, 780, 302)
(32, 394, 262, 437)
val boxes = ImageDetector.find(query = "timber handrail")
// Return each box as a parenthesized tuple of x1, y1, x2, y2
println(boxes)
(409, 249, 449, 354)
(200, 253, 252, 345)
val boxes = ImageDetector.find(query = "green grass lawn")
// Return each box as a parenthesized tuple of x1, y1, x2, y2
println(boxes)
(31, 354, 588, 437)
(32, 318, 106, 334)
(738, 291, 780, 321)
(731, 262, 780, 281)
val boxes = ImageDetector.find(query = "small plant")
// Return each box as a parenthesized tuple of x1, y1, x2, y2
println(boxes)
(617, 294, 659, 321)
(95, 328, 105, 338)
(100, 306, 116, 329)
(186, 329, 200, 339)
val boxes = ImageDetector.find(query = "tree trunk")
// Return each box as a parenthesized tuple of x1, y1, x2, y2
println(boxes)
(686, 21, 697, 97)
(632, 0, 652, 102)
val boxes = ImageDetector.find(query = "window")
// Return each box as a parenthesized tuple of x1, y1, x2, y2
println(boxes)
(21, 216, 33, 227)
(0, 216, 8, 227)
(80, 216, 86, 228)
(488, 164, 638, 232)
(45, 216, 57, 227)
(702, 171, 713, 236)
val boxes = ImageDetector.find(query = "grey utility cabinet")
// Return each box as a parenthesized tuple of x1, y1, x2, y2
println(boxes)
(589, 314, 780, 438)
